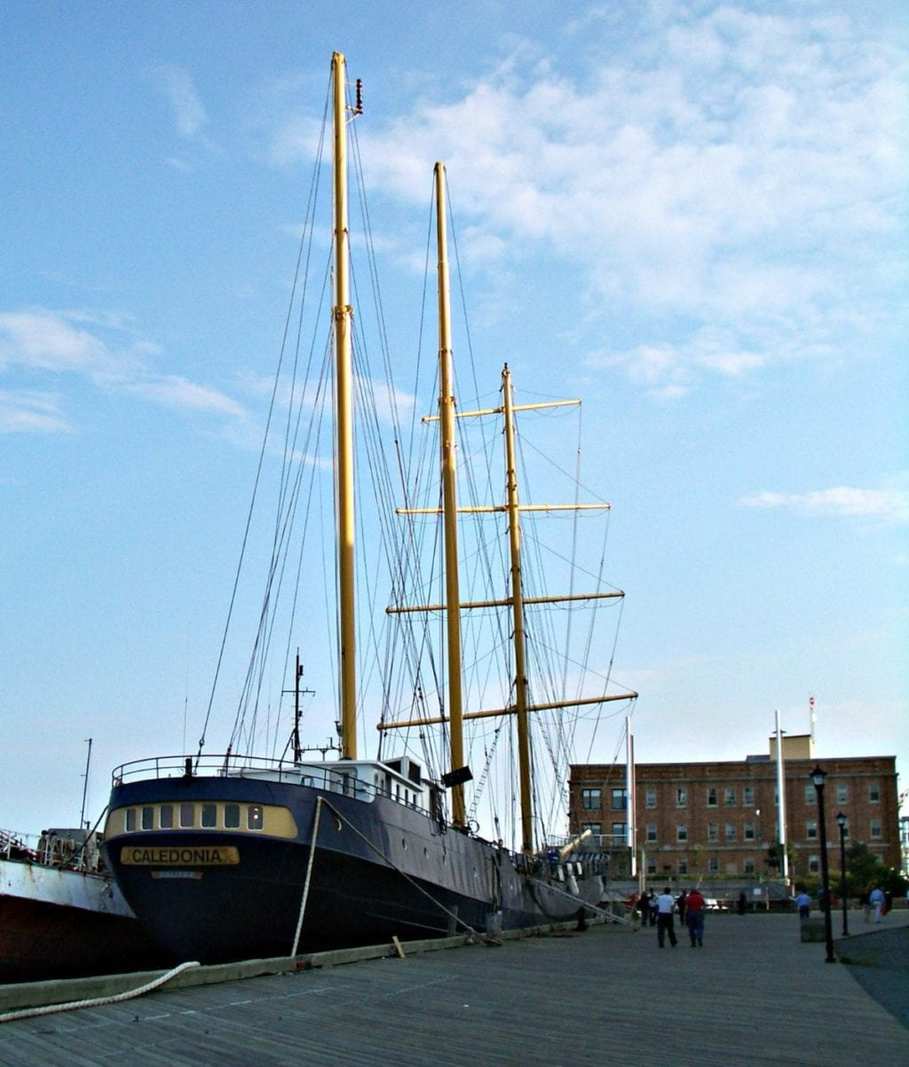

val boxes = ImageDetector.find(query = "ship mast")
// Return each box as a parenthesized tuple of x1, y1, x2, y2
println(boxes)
(434, 162, 467, 828)
(501, 365, 534, 852)
(384, 171, 638, 854)
(332, 51, 357, 760)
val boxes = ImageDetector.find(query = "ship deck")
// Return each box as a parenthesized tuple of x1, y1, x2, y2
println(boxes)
(1, 912, 907, 1064)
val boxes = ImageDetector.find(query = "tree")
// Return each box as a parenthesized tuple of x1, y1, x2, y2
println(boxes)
(843, 842, 908, 897)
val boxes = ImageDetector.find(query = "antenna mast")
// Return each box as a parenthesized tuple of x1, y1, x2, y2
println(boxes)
(79, 737, 93, 829)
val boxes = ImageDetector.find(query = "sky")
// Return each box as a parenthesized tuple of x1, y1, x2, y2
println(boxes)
(2, 0, 907, 838)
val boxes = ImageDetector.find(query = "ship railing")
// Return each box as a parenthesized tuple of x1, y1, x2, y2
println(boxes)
(1, 828, 39, 862)
(111, 753, 437, 819)
(0, 827, 98, 870)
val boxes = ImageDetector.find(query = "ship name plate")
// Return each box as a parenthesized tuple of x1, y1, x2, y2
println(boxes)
(121, 845, 240, 866)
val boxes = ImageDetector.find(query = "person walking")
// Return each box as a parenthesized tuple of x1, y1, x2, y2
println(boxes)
(869, 885, 885, 923)
(649, 893, 659, 926)
(656, 886, 677, 948)
(677, 888, 688, 924)
(686, 886, 706, 947)
(638, 891, 650, 925)
(795, 889, 811, 920)
(737, 891, 747, 915)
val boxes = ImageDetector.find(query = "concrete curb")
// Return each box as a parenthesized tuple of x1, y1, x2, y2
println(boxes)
(0, 916, 608, 1013)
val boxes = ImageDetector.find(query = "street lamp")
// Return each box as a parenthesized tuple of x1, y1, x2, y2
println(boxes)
(836, 811, 849, 937)
(811, 765, 836, 963)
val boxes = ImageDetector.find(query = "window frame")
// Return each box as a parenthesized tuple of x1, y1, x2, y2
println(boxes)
(580, 787, 602, 811)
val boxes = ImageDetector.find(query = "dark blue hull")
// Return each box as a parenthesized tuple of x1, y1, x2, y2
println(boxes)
(105, 774, 605, 963)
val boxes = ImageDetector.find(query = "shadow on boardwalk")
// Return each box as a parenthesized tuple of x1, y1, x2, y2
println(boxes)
(1, 914, 907, 1065)
(836, 919, 909, 1031)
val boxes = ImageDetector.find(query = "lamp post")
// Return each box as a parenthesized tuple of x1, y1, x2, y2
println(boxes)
(811, 766, 835, 963)
(835, 811, 849, 937)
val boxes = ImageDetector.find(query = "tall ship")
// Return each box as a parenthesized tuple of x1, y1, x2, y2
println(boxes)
(103, 53, 637, 964)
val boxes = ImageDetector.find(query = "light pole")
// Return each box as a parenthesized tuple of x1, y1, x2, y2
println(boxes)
(811, 766, 835, 963)
(836, 811, 849, 937)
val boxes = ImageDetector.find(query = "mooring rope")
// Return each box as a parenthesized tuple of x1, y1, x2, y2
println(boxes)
(0, 960, 201, 1025)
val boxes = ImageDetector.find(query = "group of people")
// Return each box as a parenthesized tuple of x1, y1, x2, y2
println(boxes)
(635, 887, 706, 948)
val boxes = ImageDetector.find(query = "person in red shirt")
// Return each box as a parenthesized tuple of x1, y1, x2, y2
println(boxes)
(686, 887, 706, 947)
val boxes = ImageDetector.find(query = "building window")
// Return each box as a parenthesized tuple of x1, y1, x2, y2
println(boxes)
(645, 788, 657, 809)
(725, 823, 736, 842)
(646, 823, 657, 843)
(159, 805, 174, 829)
(678, 859, 688, 875)
(869, 783, 880, 804)
(707, 786, 718, 807)
(647, 858, 657, 875)
(743, 785, 754, 807)
(744, 858, 755, 875)
(676, 787, 687, 808)
(870, 819, 881, 839)
(677, 824, 688, 843)
(806, 820, 817, 840)
(201, 804, 217, 828)
(581, 787, 601, 810)
(179, 803, 194, 828)
(611, 788, 627, 811)
(611, 822, 626, 837)
(708, 857, 719, 874)
(248, 805, 264, 831)
(835, 783, 848, 804)
(224, 804, 240, 829)
(724, 787, 736, 807)
(707, 822, 718, 843)
(581, 822, 602, 835)
(141, 806, 154, 830)
(744, 822, 755, 841)
(804, 783, 816, 804)
(808, 855, 819, 873)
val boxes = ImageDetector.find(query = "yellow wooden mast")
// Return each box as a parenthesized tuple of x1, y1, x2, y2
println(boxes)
(332, 51, 357, 760)
(502, 364, 534, 853)
(434, 162, 467, 828)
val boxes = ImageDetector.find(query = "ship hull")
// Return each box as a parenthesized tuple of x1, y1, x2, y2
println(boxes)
(0, 858, 163, 982)
(105, 776, 605, 964)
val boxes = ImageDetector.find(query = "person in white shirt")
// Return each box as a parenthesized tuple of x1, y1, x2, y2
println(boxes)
(656, 886, 678, 948)
(868, 886, 885, 923)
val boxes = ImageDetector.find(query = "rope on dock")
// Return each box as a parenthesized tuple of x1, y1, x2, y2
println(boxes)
(0, 961, 201, 1025)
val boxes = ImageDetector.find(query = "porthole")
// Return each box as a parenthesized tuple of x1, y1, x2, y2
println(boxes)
(179, 802, 194, 828)
(159, 804, 174, 829)
(225, 803, 240, 828)
(141, 806, 154, 830)
(201, 803, 217, 828)
(126, 809, 137, 832)
(247, 805, 264, 830)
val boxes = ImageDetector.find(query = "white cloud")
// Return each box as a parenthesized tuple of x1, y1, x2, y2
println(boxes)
(0, 310, 118, 376)
(0, 390, 72, 434)
(739, 487, 909, 524)
(0, 308, 245, 430)
(153, 65, 208, 139)
(273, 5, 907, 397)
(124, 375, 245, 418)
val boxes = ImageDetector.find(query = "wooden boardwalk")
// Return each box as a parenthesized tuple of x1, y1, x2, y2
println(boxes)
(1, 913, 906, 1065)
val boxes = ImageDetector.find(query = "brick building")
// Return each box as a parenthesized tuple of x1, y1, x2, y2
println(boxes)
(569, 739, 900, 881)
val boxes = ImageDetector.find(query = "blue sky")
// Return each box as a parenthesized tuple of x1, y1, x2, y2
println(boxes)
(1, 1, 907, 837)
